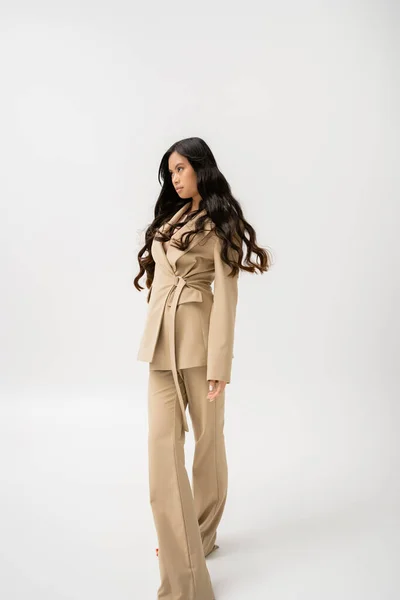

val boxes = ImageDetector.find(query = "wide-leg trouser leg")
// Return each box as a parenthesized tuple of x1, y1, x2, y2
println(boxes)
(148, 367, 215, 600)
(184, 367, 228, 557)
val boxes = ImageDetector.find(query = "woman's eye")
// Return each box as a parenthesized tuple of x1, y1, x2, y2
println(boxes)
(170, 166, 183, 176)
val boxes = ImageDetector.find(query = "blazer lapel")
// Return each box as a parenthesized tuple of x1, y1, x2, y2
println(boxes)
(153, 201, 215, 271)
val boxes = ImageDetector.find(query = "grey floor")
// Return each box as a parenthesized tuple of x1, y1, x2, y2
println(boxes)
(1, 381, 398, 600)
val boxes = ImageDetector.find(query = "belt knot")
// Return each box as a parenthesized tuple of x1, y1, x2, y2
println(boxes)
(173, 275, 185, 287)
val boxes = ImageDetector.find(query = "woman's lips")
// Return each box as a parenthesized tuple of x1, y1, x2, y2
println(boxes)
(176, 187, 183, 192)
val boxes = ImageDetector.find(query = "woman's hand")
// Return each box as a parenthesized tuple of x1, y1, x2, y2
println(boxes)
(207, 380, 226, 402)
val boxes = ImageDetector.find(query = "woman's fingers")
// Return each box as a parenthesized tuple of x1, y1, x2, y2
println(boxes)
(207, 380, 217, 401)
(207, 380, 226, 402)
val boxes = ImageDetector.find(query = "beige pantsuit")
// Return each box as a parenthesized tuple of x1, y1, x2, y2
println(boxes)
(137, 201, 239, 599)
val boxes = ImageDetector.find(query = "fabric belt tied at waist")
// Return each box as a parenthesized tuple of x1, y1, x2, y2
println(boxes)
(167, 275, 202, 433)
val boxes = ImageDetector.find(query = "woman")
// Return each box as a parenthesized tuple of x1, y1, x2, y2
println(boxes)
(134, 137, 271, 600)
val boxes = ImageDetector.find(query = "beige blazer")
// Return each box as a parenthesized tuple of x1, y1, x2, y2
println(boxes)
(137, 201, 239, 431)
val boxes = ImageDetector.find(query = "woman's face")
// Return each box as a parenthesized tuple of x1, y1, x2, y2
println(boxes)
(168, 151, 199, 199)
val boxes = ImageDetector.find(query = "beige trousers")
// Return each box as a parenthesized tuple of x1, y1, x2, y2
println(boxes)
(148, 365, 228, 600)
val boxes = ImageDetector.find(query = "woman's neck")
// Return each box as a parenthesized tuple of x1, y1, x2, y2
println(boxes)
(188, 198, 202, 212)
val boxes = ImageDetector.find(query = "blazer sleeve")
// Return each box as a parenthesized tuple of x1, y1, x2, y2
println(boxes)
(206, 236, 239, 383)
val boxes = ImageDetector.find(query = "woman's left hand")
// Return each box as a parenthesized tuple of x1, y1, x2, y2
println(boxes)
(207, 380, 226, 402)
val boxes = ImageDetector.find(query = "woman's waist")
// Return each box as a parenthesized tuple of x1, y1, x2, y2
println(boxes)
(152, 273, 212, 297)
(166, 278, 212, 307)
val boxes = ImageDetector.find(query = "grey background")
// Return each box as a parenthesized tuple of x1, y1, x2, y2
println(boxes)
(0, 1, 399, 599)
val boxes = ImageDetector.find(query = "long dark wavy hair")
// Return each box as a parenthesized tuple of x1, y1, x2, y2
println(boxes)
(133, 137, 272, 298)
